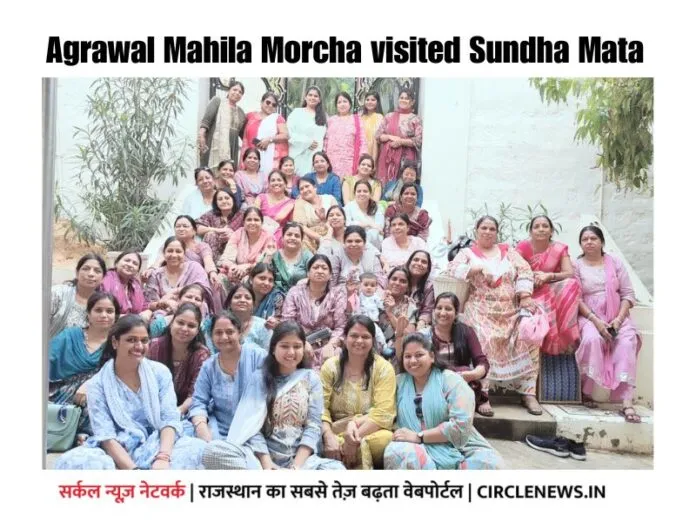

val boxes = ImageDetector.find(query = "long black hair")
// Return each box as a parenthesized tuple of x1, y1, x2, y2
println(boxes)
(262, 321, 308, 437)
(98, 314, 149, 368)
(398, 332, 448, 374)
(431, 293, 474, 368)
(302, 86, 327, 126)
(361, 90, 384, 115)
(70, 253, 107, 286)
(405, 250, 432, 303)
(334, 315, 376, 392)
(353, 179, 377, 216)
(162, 303, 206, 404)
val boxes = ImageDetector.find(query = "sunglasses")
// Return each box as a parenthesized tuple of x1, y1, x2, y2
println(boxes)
(264, 99, 277, 108)
(414, 395, 423, 421)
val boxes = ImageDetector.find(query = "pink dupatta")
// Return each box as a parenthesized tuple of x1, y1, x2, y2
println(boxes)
(603, 254, 621, 321)
(235, 228, 274, 264)
(102, 269, 146, 314)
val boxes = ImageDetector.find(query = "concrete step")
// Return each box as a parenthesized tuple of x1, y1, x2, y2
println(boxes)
(474, 404, 556, 441)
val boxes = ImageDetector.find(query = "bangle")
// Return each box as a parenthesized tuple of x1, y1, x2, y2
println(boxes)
(155, 452, 171, 462)
(193, 420, 207, 429)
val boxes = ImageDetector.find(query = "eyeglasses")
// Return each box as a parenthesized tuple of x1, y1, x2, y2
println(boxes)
(264, 99, 277, 108)
(414, 395, 423, 421)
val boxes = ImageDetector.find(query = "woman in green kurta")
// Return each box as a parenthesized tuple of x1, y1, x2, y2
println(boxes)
(271, 222, 313, 294)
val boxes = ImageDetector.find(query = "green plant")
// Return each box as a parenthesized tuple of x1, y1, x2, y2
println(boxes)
(529, 78, 653, 193)
(467, 202, 563, 246)
(58, 78, 193, 252)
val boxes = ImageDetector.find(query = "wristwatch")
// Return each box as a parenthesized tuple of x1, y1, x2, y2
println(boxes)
(417, 431, 424, 444)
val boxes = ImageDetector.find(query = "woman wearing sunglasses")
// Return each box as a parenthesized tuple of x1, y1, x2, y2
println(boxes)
(240, 92, 289, 176)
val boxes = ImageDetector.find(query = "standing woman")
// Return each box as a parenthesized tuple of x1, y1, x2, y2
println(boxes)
(249, 263, 285, 329)
(323, 91, 368, 179)
(49, 292, 120, 436)
(375, 88, 423, 185)
(235, 148, 268, 207)
(405, 250, 435, 330)
(218, 207, 276, 284)
(320, 316, 396, 469)
(291, 152, 343, 204)
(240, 92, 289, 174)
(342, 154, 382, 205)
(101, 250, 147, 316)
(574, 225, 642, 422)
(360, 91, 384, 165)
(255, 170, 295, 247)
(147, 303, 210, 418)
(292, 177, 339, 253)
(516, 216, 581, 355)
(182, 167, 217, 220)
(384, 182, 432, 241)
(344, 180, 385, 249)
(384, 333, 503, 470)
(271, 222, 314, 294)
(287, 86, 327, 176)
(196, 189, 244, 263)
(54, 315, 207, 470)
(446, 216, 543, 415)
(50, 253, 107, 338)
(279, 156, 301, 197)
(198, 80, 246, 171)
(282, 254, 348, 368)
(223, 322, 346, 470)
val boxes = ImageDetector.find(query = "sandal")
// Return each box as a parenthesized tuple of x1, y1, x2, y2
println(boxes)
(619, 406, 642, 424)
(521, 395, 543, 416)
(476, 402, 495, 417)
(582, 395, 598, 409)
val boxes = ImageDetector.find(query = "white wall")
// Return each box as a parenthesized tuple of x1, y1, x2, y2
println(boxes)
(419, 78, 653, 293)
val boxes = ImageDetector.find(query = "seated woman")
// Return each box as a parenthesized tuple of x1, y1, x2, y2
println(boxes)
(381, 214, 428, 272)
(446, 216, 543, 415)
(54, 315, 206, 470)
(383, 333, 504, 470)
(320, 316, 396, 470)
(415, 292, 492, 417)
(381, 160, 423, 208)
(235, 148, 269, 207)
(147, 304, 210, 421)
(405, 250, 435, 330)
(292, 176, 339, 253)
(384, 182, 431, 242)
(196, 189, 244, 263)
(214, 160, 243, 210)
(255, 170, 295, 247)
(144, 237, 213, 316)
(344, 180, 385, 249)
(102, 250, 148, 318)
(516, 215, 581, 355)
(148, 283, 208, 339)
(222, 283, 273, 352)
(342, 154, 382, 205)
(249, 262, 284, 329)
(182, 166, 216, 220)
(378, 267, 418, 354)
(219, 207, 276, 286)
(49, 292, 120, 438)
(193, 313, 267, 469)
(271, 222, 313, 294)
(50, 253, 107, 338)
(317, 205, 347, 258)
(279, 156, 301, 197)
(574, 225, 642, 422)
(282, 254, 347, 369)
(207, 321, 345, 470)
(290, 151, 343, 204)
(329, 225, 386, 288)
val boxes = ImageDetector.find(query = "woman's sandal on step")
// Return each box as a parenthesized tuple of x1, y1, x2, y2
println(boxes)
(619, 406, 642, 423)
(476, 402, 495, 417)
(521, 395, 543, 416)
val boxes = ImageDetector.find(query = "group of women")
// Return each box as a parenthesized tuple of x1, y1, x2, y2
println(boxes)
(46, 81, 643, 469)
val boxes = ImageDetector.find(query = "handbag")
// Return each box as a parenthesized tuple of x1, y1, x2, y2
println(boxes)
(517, 305, 550, 345)
(47, 403, 81, 452)
(538, 353, 582, 403)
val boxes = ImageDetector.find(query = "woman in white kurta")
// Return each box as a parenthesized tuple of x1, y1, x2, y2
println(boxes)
(287, 86, 327, 176)
(344, 179, 385, 249)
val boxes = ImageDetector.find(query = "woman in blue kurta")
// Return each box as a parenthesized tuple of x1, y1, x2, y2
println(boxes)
(54, 315, 206, 470)
(203, 321, 345, 470)
(383, 332, 504, 470)
(290, 151, 343, 204)
(49, 292, 120, 436)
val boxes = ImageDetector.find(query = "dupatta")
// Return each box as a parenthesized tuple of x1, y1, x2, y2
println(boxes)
(257, 113, 280, 174)
(102, 269, 146, 314)
(49, 327, 102, 382)
(396, 369, 463, 469)
(603, 254, 621, 321)
(516, 240, 566, 273)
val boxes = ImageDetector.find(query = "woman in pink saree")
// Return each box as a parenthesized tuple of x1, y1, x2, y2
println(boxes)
(374, 88, 423, 185)
(516, 216, 581, 355)
(574, 226, 642, 423)
(254, 170, 295, 247)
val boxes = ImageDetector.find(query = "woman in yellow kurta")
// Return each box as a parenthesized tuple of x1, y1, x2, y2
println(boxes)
(360, 91, 384, 163)
(320, 315, 396, 469)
